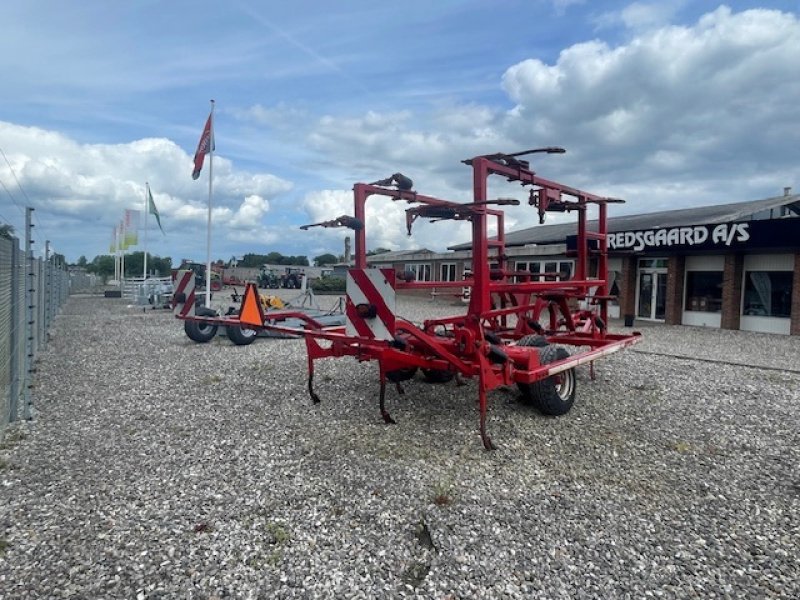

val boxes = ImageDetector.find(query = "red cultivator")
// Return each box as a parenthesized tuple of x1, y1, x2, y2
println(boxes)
(175, 149, 641, 449)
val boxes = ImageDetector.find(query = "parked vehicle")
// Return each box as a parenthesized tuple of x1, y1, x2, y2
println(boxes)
(177, 261, 222, 291)
(257, 267, 281, 289)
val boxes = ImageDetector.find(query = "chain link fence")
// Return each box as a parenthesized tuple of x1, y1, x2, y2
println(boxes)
(0, 234, 71, 435)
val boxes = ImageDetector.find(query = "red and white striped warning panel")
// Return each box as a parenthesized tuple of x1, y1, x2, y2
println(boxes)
(346, 268, 396, 340)
(172, 269, 196, 317)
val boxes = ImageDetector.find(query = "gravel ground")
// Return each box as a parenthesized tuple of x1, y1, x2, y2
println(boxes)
(0, 291, 798, 599)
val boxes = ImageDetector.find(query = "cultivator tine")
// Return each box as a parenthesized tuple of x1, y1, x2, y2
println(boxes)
(477, 355, 497, 450)
(394, 382, 406, 396)
(478, 385, 496, 451)
(378, 371, 396, 424)
(307, 367, 321, 404)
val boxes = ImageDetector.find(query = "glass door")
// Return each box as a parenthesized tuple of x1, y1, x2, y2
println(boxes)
(637, 272, 653, 318)
(654, 272, 667, 320)
(637, 269, 668, 320)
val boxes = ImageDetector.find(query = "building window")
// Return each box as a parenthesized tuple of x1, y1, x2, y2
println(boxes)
(406, 263, 431, 282)
(638, 258, 668, 269)
(742, 271, 792, 317)
(685, 271, 723, 312)
(515, 260, 573, 281)
(440, 263, 457, 282)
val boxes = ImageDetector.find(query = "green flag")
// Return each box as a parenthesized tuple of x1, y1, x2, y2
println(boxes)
(148, 186, 165, 234)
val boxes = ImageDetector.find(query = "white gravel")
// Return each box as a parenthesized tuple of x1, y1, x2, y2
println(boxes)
(0, 291, 798, 599)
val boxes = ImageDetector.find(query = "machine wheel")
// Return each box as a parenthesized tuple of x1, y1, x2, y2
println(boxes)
(421, 369, 455, 384)
(386, 367, 418, 382)
(517, 345, 576, 415)
(184, 307, 219, 343)
(226, 325, 258, 346)
(516, 334, 549, 347)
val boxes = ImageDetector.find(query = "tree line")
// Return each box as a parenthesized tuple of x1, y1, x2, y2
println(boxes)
(73, 246, 395, 280)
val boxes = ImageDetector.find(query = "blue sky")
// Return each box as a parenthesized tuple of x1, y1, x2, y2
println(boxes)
(0, 0, 798, 264)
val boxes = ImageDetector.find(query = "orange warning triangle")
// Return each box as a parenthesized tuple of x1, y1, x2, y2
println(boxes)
(239, 283, 265, 327)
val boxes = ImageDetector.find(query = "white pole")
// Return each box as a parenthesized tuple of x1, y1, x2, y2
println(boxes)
(114, 226, 119, 282)
(119, 220, 124, 286)
(143, 183, 149, 280)
(205, 99, 215, 308)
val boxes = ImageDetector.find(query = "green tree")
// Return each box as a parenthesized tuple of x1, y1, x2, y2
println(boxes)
(287, 255, 309, 266)
(367, 247, 391, 256)
(87, 255, 115, 280)
(239, 253, 269, 268)
(76, 255, 88, 267)
(0, 224, 14, 239)
(314, 253, 338, 266)
(124, 251, 172, 277)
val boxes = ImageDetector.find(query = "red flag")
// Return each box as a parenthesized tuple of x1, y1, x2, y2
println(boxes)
(192, 112, 214, 180)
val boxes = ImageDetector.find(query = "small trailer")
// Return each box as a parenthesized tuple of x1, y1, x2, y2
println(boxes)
(172, 279, 345, 345)
(174, 148, 640, 449)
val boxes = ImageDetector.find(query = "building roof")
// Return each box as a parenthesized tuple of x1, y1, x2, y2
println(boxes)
(449, 193, 800, 250)
(366, 249, 434, 263)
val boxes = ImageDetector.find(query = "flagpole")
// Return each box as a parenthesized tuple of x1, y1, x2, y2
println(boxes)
(120, 219, 126, 288)
(143, 183, 149, 280)
(205, 99, 215, 308)
(114, 226, 119, 282)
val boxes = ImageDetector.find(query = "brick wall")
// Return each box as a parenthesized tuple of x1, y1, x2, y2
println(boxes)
(791, 253, 800, 336)
(721, 253, 744, 330)
(665, 255, 685, 325)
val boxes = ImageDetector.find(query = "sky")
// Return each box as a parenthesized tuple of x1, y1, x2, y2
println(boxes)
(0, 0, 798, 265)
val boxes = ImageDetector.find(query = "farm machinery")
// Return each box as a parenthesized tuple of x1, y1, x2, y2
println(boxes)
(256, 266, 305, 289)
(173, 148, 640, 449)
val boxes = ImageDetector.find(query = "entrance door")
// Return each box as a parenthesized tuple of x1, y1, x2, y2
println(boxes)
(637, 271, 667, 320)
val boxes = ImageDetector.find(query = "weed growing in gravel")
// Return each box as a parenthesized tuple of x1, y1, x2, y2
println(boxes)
(266, 522, 290, 545)
(0, 538, 8, 555)
(0, 429, 27, 449)
(670, 440, 693, 453)
(432, 480, 454, 506)
(204, 374, 223, 384)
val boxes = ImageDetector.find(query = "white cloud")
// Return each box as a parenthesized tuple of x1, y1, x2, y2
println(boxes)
(229, 194, 270, 228)
(0, 121, 292, 260)
(500, 6, 800, 210)
(4, 5, 798, 263)
(300, 187, 474, 255)
(552, 0, 586, 16)
(298, 6, 800, 249)
(594, 1, 686, 32)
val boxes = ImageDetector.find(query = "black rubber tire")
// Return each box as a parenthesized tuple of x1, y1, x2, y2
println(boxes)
(184, 307, 219, 343)
(421, 369, 455, 384)
(517, 334, 549, 347)
(226, 325, 258, 346)
(386, 367, 418, 383)
(518, 345, 576, 415)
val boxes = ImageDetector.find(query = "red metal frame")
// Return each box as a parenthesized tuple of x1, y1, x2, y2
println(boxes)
(175, 151, 641, 449)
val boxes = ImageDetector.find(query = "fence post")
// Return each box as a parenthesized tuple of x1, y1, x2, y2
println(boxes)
(8, 240, 20, 423)
(22, 207, 35, 420)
